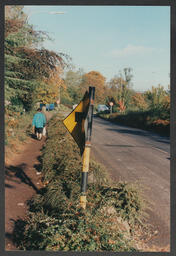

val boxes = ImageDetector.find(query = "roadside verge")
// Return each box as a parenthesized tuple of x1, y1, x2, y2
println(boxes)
(11, 112, 153, 251)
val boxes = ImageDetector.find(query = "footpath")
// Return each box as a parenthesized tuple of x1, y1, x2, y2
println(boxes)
(5, 111, 54, 250)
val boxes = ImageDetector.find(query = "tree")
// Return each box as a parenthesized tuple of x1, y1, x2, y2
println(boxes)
(145, 85, 168, 109)
(64, 69, 84, 104)
(34, 66, 68, 104)
(79, 71, 106, 104)
(144, 85, 170, 120)
(5, 6, 70, 111)
(107, 68, 134, 111)
(131, 92, 148, 111)
(5, 6, 27, 20)
(64, 69, 84, 88)
(105, 83, 118, 107)
(123, 67, 133, 85)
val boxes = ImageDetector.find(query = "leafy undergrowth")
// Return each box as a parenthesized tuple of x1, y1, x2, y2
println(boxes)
(5, 109, 33, 144)
(5, 109, 36, 164)
(14, 113, 148, 251)
(99, 108, 169, 137)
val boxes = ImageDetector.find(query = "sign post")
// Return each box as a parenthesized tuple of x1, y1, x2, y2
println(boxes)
(63, 87, 95, 209)
(80, 87, 95, 209)
(109, 101, 114, 114)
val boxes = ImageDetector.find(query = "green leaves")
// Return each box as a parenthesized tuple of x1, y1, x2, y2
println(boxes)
(5, 6, 71, 112)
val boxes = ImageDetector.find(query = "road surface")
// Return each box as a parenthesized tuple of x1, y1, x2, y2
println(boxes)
(91, 116, 170, 248)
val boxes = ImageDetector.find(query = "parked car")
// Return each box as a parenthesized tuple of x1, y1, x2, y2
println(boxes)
(40, 103, 55, 111)
(97, 104, 110, 113)
(47, 103, 55, 111)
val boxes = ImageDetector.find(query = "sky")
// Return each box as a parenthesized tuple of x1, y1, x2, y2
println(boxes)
(24, 5, 170, 92)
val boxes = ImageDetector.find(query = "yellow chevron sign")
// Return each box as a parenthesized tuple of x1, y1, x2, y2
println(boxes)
(63, 91, 90, 155)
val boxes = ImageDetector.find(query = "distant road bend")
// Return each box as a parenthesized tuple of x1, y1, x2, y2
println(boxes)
(91, 116, 170, 248)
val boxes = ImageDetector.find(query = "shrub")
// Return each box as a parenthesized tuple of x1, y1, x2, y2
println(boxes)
(19, 205, 137, 251)
(99, 109, 170, 136)
(5, 109, 34, 147)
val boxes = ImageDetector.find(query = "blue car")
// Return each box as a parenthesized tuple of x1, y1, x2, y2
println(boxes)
(40, 103, 55, 111)
(49, 103, 55, 111)
(46, 103, 55, 111)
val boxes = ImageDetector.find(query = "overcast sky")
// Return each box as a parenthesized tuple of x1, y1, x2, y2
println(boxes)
(24, 5, 170, 91)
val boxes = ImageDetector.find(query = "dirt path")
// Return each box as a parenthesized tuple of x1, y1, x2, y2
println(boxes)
(5, 111, 54, 251)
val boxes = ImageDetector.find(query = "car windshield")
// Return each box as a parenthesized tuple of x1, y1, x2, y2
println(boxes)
(98, 105, 109, 111)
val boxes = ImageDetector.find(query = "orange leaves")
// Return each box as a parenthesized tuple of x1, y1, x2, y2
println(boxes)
(44, 66, 64, 87)
(34, 66, 66, 104)
(132, 92, 148, 110)
(5, 19, 24, 38)
(162, 95, 170, 110)
(5, 110, 20, 127)
(84, 71, 106, 86)
(152, 119, 169, 126)
(43, 67, 66, 102)
(81, 71, 106, 104)
(6, 117, 19, 128)
(117, 100, 126, 113)
(108, 239, 116, 245)
(35, 83, 58, 104)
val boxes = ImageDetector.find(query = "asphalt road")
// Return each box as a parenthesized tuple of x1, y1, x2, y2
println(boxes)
(91, 116, 170, 248)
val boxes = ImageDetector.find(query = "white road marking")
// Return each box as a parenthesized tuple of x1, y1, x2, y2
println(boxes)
(151, 146, 169, 154)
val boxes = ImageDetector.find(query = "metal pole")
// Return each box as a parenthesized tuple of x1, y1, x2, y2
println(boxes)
(80, 87, 95, 209)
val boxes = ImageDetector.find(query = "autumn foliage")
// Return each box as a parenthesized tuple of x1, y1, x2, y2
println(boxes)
(80, 71, 106, 104)
(117, 100, 126, 113)
(131, 93, 148, 110)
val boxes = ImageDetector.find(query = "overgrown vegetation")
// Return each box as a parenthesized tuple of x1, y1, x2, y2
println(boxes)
(99, 94, 170, 136)
(5, 108, 34, 148)
(13, 113, 147, 251)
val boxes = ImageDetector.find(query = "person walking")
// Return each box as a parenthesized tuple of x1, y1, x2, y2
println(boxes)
(32, 108, 46, 140)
